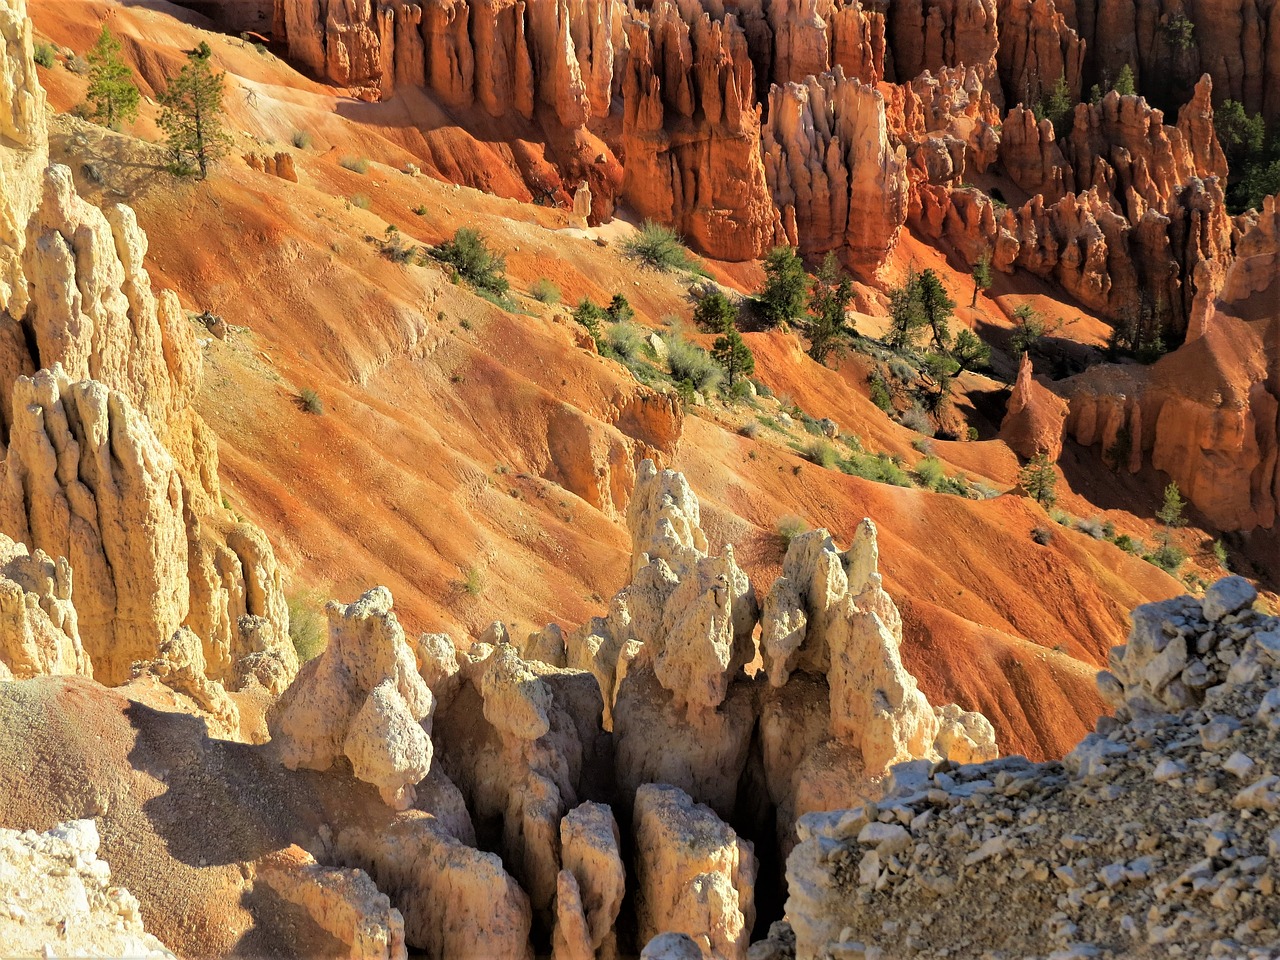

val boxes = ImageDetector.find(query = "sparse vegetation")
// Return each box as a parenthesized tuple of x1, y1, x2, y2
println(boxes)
(664, 332, 724, 395)
(970, 250, 992, 306)
(340, 155, 371, 175)
(1076, 515, 1106, 539)
(33, 42, 55, 68)
(1034, 74, 1075, 139)
(462, 565, 484, 597)
(776, 514, 809, 547)
(886, 268, 953, 350)
(804, 439, 839, 469)
(604, 321, 645, 361)
(292, 129, 313, 149)
(623, 221, 702, 273)
(428, 227, 509, 297)
(900, 403, 934, 436)
(755, 246, 809, 328)
(1148, 480, 1188, 573)
(350, 194, 371, 210)
(951, 328, 991, 371)
(158, 42, 230, 179)
(1213, 539, 1230, 571)
(84, 27, 139, 130)
(287, 592, 327, 662)
(299, 387, 323, 414)
(868, 369, 893, 412)
(531, 278, 561, 304)
(1031, 525, 1054, 545)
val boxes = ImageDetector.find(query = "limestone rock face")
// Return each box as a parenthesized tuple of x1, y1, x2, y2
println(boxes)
(994, 0, 1084, 107)
(0, 820, 175, 958)
(1059, 196, 1280, 532)
(553, 802, 625, 960)
(0, 369, 190, 685)
(887, 0, 999, 99)
(620, 1, 780, 261)
(785, 578, 1280, 957)
(0, 0, 46, 319)
(1000, 352, 1069, 460)
(633, 784, 757, 960)
(270, 587, 434, 810)
(763, 69, 908, 272)
(0, 530, 88, 679)
(254, 845, 408, 960)
(334, 811, 534, 960)
(997, 104, 1068, 202)
(146, 627, 241, 738)
(434, 644, 612, 925)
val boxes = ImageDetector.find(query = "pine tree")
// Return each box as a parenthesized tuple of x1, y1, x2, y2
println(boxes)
(158, 42, 230, 179)
(1019, 453, 1058, 507)
(693, 291, 737, 333)
(917, 268, 955, 349)
(971, 250, 992, 306)
(712, 327, 755, 386)
(886, 269, 929, 350)
(1114, 63, 1136, 96)
(1157, 481, 1186, 528)
(951, 328, 991, 371)
(84, 26, 139, 130)
(1037, 74, 1075, 138)
(806, 252, 854, 364)
(1152, 480, 1189, 572)
(756, 246, 808, 327)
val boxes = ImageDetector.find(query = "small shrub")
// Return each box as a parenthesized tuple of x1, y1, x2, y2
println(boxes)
(379, 225, 416, 264)
(888, 357, 916, 382)
(1113, 534, 1144, 555)
(1146, 543, 1188, 574)
(412, 204, 429, 216)
(292, 130, 313, 149)
(428, 227, 509, 296)
(287, 592, 327, 662)
(340, 155, 371, 174)
(350, 194, 371, 210)
(531, 278, 561, 304)
(900, 404, 935, 436)
(777, 514, 808, 547)
(739, 421, 761, 439)
(299, 387, 323, 414)
(805, 439, 839, 469)
(1031, 526, 1054, 545)
(604, 321, 645, 362)
(623, 221, 702, 273)
(664, 334, 724, 394)
(867, 370, 893, 412)
(1049, 508, 1072, 526)
(33, 43, 55, 68)
(842, 451, 912, 487)
(912, 455, 947, 489)
(912, 437, 935, 456)
(607, 293, 635, 323)
(1076, 516, 1106, 539)
(1213, 539, 1230, 571)
(751, 378, 773, 399)
(461, 565, 484, 597)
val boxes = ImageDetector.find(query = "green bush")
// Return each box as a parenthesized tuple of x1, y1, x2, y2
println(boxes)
(623, 221, 702, 273)
(298, 387, 323, 414)
(777, 514, 809, 547)
(287, 592, 327, 662)
(900, 404, 934, 436)
(755, 246, 809, 327)
(842, 451, 912, 486)
(868, 370, 893, 412)
(912, 455, 947, 489)
(805, 439, 839, 469)
(1213, 539, 1230, 571)
(340, 155, 370, 174)
(1146, 544, 1188, 574)
(462, 565, 484, 596)
(572, 298, 607, 346)
(428, 227, 509, 296)
(1113, 534, 1144, 555)
(694, 291, 738, 332)
(33, 43, 55, 68)
(350, 194, 371, 210)
(530, 278, 561, 304)
(292, 130, 313, 149)
(664, 333, 724, 394)
(607, 293, 634, 323)
(604, 321, 645, 361)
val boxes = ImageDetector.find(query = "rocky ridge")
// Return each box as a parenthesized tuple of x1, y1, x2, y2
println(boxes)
(786, 575, 1280, 957)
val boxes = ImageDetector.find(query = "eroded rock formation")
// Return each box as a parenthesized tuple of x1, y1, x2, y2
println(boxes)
(1000, 352, 1069, 459)
(0, 530, 87, 680)
(621, 0, 780, 261)
(763, 68, 909, 271)
(270, 587, 434, 809)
